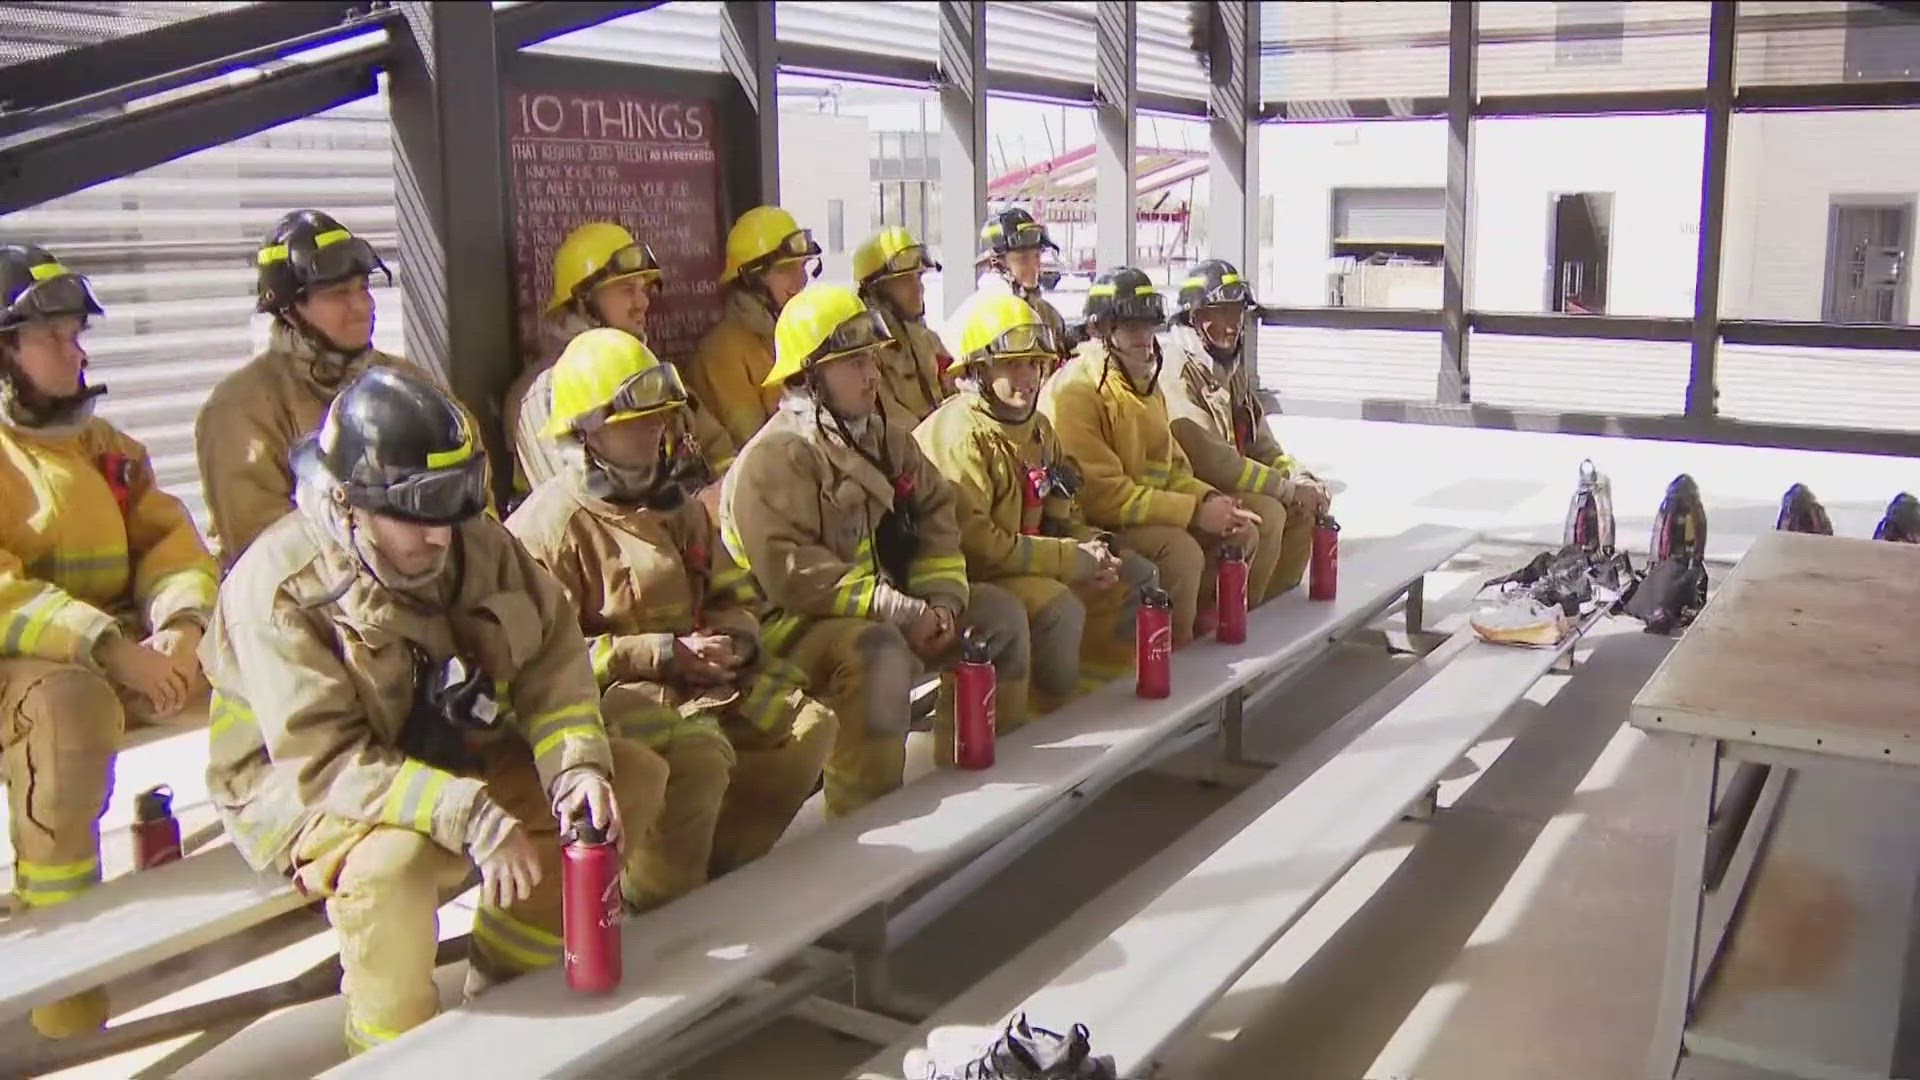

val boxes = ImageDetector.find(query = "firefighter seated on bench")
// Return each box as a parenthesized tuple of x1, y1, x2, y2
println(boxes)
(689, 205, 823, 450)
(196, 210, 422, 570)
(203, 365, 670, 1055)
(0, 244, 219, 1039)
(975, 207, 1072, 370)
(914, 293, 1155, 717)
(1161, 259, 1330, 605)
(854, 226, 952, 426)
(505, 222, 737, 503)
(507, 328, 836, 881)
(1040, 267, 1260, 648)
(721, 285, 1031, 815)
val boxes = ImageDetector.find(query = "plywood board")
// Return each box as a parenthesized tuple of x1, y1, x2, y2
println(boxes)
(1683, 766, 1920, 1078)
(1632, 532, 1920, 765)
(0, 845, 303, 1021)
(324, 525, 1476, 1079)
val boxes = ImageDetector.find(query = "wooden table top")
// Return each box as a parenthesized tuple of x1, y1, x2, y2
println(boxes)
(1631, 531, 1920, 766)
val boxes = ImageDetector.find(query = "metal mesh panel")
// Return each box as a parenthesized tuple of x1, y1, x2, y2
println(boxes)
(0, 2, 249, 69)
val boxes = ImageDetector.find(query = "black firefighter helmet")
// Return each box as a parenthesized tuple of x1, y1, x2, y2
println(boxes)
(293, 366, 489, 526)
(256, 209, 391, 314)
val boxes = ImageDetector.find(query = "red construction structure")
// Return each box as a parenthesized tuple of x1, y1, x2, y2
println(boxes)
(988, 144, 1208, 271)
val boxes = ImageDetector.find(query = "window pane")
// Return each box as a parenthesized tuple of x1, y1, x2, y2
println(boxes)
(987, 95, 1098, 306)
(1470, 335, 1689, 415)
(525, 1, 725, 72)
(1719, 343, 1920, 430)
(1736, 1, 1920, 86)
(1255, 327, 1440, 403)
(1135, 114, 1210, 288)
(1260, 1, 1449, 116)
(1476, 2, 1710, 95)
(1259, 120, 1446, 309)
(1720, 110, 1920, 324)
(1472, 114, 1703, 318)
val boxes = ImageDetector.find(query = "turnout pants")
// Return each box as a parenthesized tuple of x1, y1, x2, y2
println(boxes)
(986, 551, 1156, 716)
(778, 582, 1032, 817)
(289, 737, 669, 1056)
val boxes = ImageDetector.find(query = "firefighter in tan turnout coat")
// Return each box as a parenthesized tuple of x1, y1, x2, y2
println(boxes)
(721, 285, 1032, 816)
(203, 365, 670, 1055)
(508, 327, 836, 880)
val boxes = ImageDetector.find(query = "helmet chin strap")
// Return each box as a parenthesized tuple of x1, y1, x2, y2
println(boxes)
(0, 345, 106, 428)
(584, 433, 704, 511)
(284, 308, 371, 389)
(969, 375, 1037, 425)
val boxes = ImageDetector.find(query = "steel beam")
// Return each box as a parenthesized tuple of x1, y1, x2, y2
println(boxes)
(781, 41, 940, 87)
(1472, 311, 1693, 341)
(721, 0, 779, 206)
(494, 1, 664, 51)
(1269, 397, 1920, 459)
(1094, 0, 1138, 267)
(938, 1, 988, 318)
(0, 42, 382, 215)
(389, 2, 517, 502)
(1260, 306, 1443, 332)
(0, 1, 372, 117)
(1688, 1, 1736, 419)
(1477, 87, 1709, 117)
(1720, 319, 1920, 352)
(1440, 0, 1476, 404)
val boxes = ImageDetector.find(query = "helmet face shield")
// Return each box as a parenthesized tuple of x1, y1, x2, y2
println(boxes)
(980, 322, 1055, 361)
(810, 308, 893, 365)
(262, 230, 391, 294)
(582, 243, 664, 296)
(879, 244, 939, 278)
(1005, 221, 1052, 252)
(354, 456, 491, 525)
(1106, 292, 1166, 327)
(3, 270, 102, 329)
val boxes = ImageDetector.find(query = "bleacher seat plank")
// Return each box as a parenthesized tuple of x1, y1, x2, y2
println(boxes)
(325, 524, 1473, 1079)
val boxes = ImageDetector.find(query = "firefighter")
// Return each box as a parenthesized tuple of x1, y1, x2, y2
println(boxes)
(195, 210, 425, 570)
(1161, 259, 1330, 604)
(204, 364, 671, 1055)
(687, 205, 822, 449)
(915, 294, 1155, 717)
(505, 222, 737, 503)
(0, 244, 219, 1038)
(975, 207, 1071, 368)
(720, 285, 1032, 815)
(853, 226, 952, 425)
(1038, 267, 1260, 648)
(507, 328, 837, 879)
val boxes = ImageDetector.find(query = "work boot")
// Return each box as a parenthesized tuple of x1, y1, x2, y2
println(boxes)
(903, 1013, 1118, 1079)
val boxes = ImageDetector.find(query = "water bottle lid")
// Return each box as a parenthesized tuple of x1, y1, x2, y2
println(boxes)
(1221, 544, 1245, 562)
(571, 817, 609, 846)
(135, 784, 174, 822)
(1317, 514, 1341, 532)
(1142, 586, 1172, 610)
(960, 626, 992, 663)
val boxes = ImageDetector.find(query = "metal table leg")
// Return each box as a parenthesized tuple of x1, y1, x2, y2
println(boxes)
(1649, 734, 1720, 1079)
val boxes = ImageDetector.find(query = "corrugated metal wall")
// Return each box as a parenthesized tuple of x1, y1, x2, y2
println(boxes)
(0, 93, 398, 535)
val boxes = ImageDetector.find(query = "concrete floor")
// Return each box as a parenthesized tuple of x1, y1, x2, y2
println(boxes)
(12, 415, 1914, 1078)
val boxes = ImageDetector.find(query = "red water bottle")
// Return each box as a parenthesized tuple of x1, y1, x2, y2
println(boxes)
(1136, 586, 1173, 699)
(1216, 546, 1249, 645)
(562, 817, 622, 994)
(953, 628, 997, 769)
(131, 785, 182, 869)
(1309, 515, 1340, 601)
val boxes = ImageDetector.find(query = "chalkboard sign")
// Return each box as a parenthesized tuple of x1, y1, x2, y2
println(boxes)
(505, 89, 726, 365)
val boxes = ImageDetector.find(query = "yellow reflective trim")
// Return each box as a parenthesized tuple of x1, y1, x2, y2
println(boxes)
(19, 854, 101, 881)
(587, 636, 616, 682)
(29, 261, 72, 281)
(833, 570, 876, 617)
(532, 720, 601, 761)
(257, 243, 289, 266)
(381, 759, 451, 833)
(1220, 273, 1242, 285)
(1087, 283, 1117, 297)
(1133, 284, 1157, 296)
(472, 921, 560, 972)
(313, 228, 353, 249)
(1180, 275, 1206, 288)
(426, 433, 474, 469)
(6, 590, 68, 656)
(413, 770, 447, 833)
(345, 1014, 409, 1050)
(1118, 487, 1153, 526)
(524, 699, 599, 742)
(761, 611, 805, 656)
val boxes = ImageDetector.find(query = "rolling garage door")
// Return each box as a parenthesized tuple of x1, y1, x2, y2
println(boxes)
(0, 4, 399, 535)
(1331, 187, 1446, 246)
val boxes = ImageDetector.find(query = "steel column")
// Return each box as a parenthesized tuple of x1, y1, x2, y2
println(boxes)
(721, 0, 779, 206)
(1094, 0, 1138, 267)
(1688, 2, 1736, 419)
(938, 0, 988, 317)
(1440, 0, 1477, 404)
(389, 2, 517, 498)
(1207, 1, 1260, 277)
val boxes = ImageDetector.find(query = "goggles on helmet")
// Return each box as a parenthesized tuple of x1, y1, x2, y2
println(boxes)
(345, 456, 490, 525)
(810, 308, 893, 365)
(974, 322, 1056, 362)
(2, 267, 102, 329)
(570, 362, 691, 435)
(580, 243, 663, 295)
(1194, 278, 1251, 309)
(1098, 289, 1166, 326)
(877, 245, 938, 277)
(768, 229, 823, 264)
(260, 229, 391, 291)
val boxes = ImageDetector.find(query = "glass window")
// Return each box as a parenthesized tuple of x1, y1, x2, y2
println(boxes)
(779, 75, 939, 285)
(1720, 110, 1920, 324)
(1258, 120, 1447, 309)
(1736, 1, 1920, 86)
(1255, 326, 1442, 403)
(986, 95, 1098, 316)
(1476, 1, 1710, 94)
(1472, 114, 1704, 319)
(1134, 114, 1210, 289)
(1259, 1, 1449, 117)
